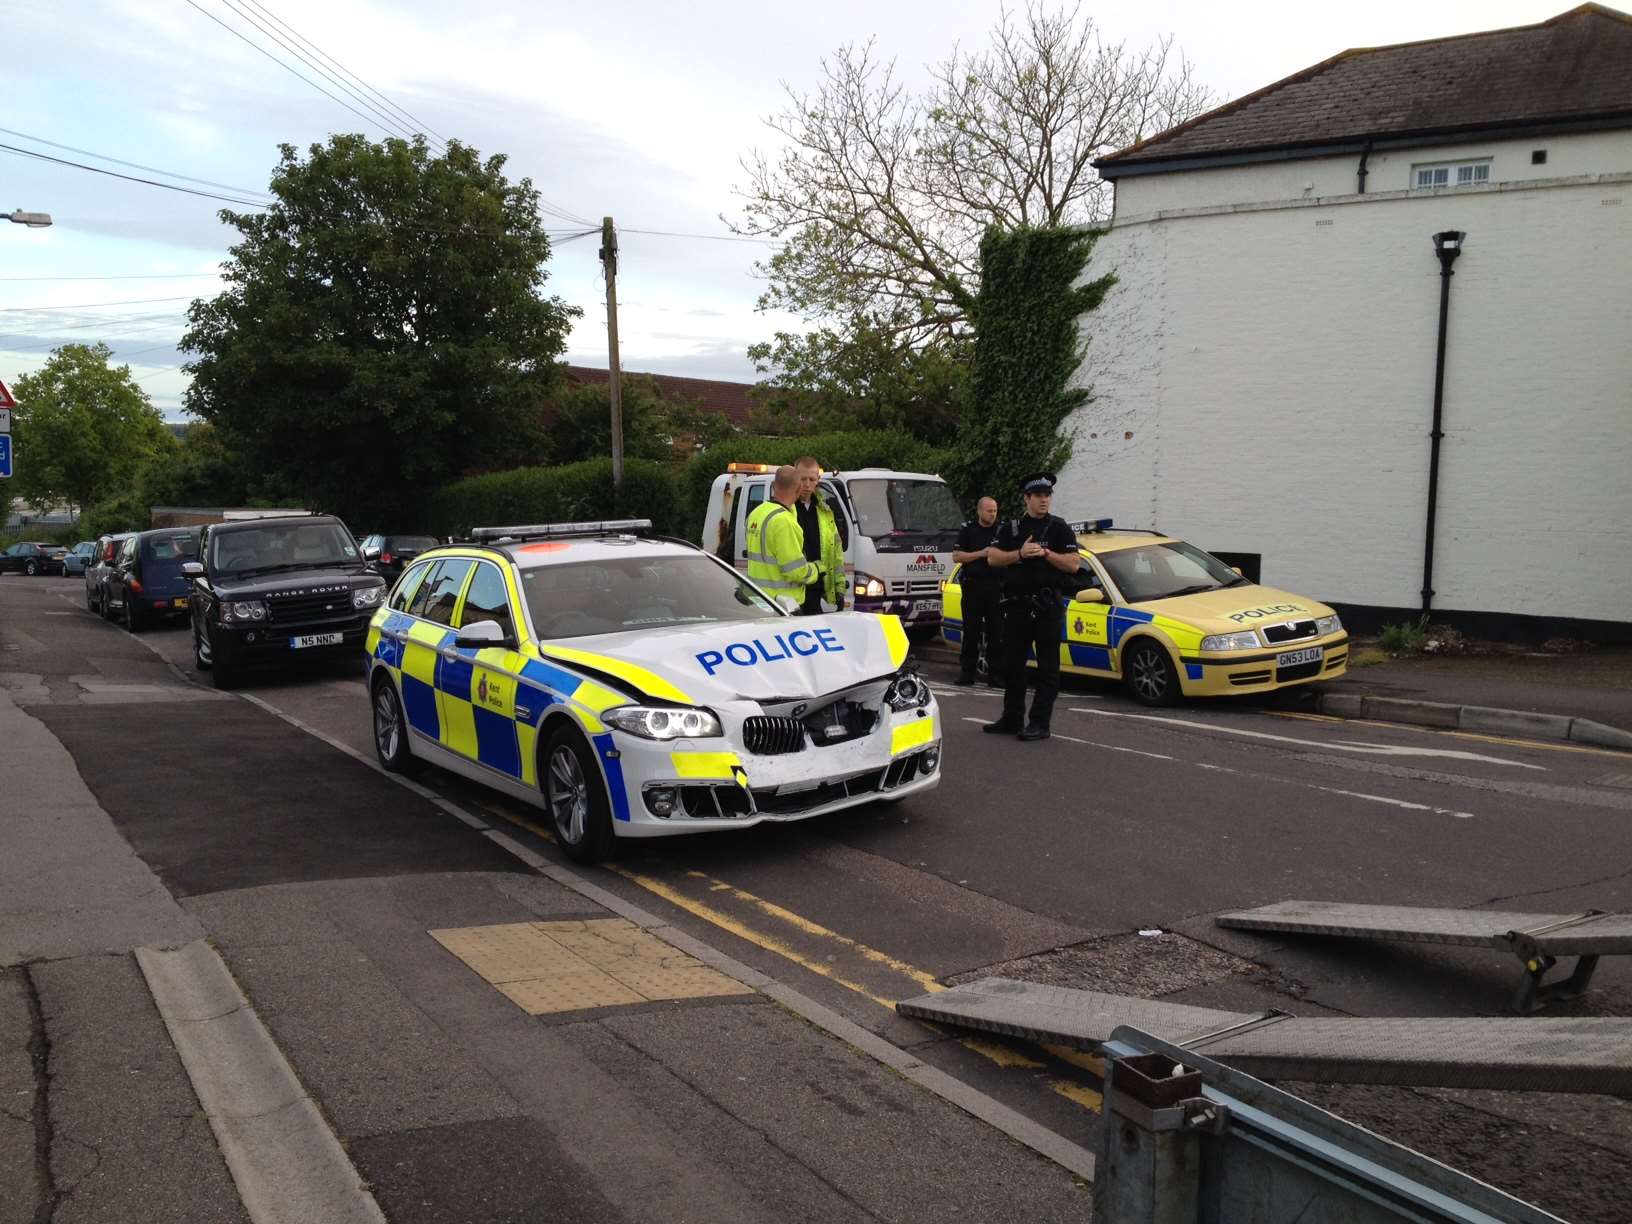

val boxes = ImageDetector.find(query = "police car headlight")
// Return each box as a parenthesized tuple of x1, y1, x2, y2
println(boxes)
(1316, 614, 1343, 636)
(352, 585, 385, 609)
(1201, 630, 1260, 652)
(854, 573, 885, 598)
(223, 600, 267, 623)
(603, 705, 722, 740)
(884, 672, 930, 711)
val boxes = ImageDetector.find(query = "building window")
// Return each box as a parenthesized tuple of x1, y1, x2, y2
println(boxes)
(1414, 160, 1491, 189)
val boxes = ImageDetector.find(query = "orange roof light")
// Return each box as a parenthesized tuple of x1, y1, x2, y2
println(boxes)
(726, 462, 776, 473)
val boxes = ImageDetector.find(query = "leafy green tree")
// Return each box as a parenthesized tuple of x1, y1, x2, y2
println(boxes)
(544, 375, 740, 465)
(746, 316, 969, 442)
(183, 134, 579, 526)
(8, 343, 174, 512)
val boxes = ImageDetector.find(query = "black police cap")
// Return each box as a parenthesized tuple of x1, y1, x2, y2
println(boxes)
(1020, 471, 1057, 494)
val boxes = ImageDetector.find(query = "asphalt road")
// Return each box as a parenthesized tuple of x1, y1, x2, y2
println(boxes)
(7, 570, 1632, 1222)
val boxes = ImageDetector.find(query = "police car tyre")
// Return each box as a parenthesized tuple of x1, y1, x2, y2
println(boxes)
(371, 676, 416, 774)
(1125, 639, 1179, 707)
(542, 724, 616, 864)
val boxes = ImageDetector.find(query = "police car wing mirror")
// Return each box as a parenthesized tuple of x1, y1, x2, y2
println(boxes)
(454, 619, 512, 649)
(775, 595, 802, 614)
(181, 561, 205, 580)
(1070, 588, 1105, 605)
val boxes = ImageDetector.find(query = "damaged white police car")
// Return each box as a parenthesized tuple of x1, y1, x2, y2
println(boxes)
(365, 520, 940, 863)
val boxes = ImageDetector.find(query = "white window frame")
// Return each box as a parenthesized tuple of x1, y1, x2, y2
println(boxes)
(1412, 158, 1492, 190)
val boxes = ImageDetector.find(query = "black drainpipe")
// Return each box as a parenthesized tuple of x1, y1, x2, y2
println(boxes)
(1421, 231, 1466, 613)
(1356, 141, 1372, 193)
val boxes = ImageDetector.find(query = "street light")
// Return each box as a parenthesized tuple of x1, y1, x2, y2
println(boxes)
(1420, 229, 1467, 612)
(2, 209, 52, 228)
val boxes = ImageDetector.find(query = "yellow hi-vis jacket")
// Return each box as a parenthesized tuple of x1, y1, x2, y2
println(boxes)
(746, 500, 819, 604)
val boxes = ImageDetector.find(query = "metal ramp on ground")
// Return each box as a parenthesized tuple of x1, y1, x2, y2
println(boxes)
(1216, 899, 1632, 1011)
(1095, 1027, 1563, 1223)
(895, 978, 1632, 1095)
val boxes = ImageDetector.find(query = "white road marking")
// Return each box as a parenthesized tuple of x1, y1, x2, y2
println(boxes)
(963, 718, 1477, 819)
(1066, 707, 1545, 771)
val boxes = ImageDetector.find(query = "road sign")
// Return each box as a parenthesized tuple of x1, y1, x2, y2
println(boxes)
(0, 378, 15, 410)
(0, 434, 11, 479)
(0, 407, 10, 433)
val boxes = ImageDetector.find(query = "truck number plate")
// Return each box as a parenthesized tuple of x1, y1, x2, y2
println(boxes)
(291, 632, 345, 649)
(1277, 646, 1323, 668)
(911, 599, 938, 615)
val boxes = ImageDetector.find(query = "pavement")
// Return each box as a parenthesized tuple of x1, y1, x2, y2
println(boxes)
(7, 571, 1632, 1223)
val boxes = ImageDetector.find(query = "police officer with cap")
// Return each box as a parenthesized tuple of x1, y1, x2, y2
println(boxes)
(983, 472, 1079, 741)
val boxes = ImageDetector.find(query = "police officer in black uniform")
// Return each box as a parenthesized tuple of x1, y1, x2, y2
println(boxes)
(983, 472, 1079, 742)
(952, 495, 1004, 687)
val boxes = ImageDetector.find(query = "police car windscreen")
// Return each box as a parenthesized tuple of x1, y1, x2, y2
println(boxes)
(1097, 542, 1245, 603)
(522, 555, 781, 641)
(847, 479, 962, 539)
(211, 521, 359, 575)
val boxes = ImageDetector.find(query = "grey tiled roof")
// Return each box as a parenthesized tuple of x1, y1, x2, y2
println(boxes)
(1101, 4, 1632, 169)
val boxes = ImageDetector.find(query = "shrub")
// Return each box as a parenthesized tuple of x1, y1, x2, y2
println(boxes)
(1379, 616, 1430, 656)
(429, 457, 684, 539)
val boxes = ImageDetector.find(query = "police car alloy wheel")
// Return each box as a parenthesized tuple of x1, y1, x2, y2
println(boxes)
(372, 679, 413, 773)
(1126, 640, 1178, 707)
(543, 726, 615, 864)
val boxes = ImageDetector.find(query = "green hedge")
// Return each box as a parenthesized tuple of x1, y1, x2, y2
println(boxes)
(430, 457, 684, 538)
(678, 429, 952, 542)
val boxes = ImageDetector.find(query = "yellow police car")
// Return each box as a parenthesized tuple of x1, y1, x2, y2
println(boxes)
(365, 520, 941, 862)
(942, 521, 1348, 706)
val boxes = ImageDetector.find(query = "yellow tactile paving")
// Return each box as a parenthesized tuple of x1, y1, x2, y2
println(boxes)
(429, 919, 752, 1015)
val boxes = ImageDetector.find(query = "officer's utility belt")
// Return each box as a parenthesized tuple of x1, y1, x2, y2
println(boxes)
(1001, 588, 1065, 613)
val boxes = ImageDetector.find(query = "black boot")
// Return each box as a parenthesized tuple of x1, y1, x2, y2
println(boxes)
(1018, 720, 1050, 741)
(983, 717, 1022, 734)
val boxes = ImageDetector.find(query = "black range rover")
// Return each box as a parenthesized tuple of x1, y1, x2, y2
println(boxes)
(184, 514, 386, 689)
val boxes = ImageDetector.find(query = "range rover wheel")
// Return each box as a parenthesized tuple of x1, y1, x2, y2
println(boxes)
(542, 725, 615, 865)
(192, 622, 212, 671)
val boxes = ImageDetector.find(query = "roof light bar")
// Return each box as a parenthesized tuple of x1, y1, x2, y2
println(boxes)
(1068, 518, 1114, 533)
(471, 519, 654, 543)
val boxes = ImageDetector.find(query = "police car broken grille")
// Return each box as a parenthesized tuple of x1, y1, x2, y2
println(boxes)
(1262, 619, 1318, 644)
(801, 699, 877, 747)
(742, 716, 806, 755)
(268, 590, 352, 621)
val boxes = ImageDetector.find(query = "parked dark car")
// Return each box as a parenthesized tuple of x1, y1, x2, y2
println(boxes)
(104, 529, 200, 630)
(0, 541, 66, 576)
(186, 514, 385, 689)
(359, 534, 439, 583)
(61, 540, 98, 577)
(86, 532, 137, 615)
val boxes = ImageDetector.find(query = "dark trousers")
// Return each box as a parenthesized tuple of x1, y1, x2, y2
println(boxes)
(959, 582, 1004, 679)
(799, 581, 841, 615)
(1001, 594, 1063, 726)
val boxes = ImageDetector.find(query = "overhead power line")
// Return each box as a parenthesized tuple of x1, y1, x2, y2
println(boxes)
(214, 0, 430, 148)
(622, 226, 781, 245)
(0, 296, 196, 313)
(184, 0, 419, 142)
(0, 142, 269, 208)
(239, 0, 449, 146)
(0, 126, 272, 199)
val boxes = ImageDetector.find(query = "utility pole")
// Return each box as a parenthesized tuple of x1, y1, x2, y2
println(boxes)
(599, 216, 624, 489)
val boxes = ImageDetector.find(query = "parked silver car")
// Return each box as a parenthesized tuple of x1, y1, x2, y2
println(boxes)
(61, 540, 98, 577)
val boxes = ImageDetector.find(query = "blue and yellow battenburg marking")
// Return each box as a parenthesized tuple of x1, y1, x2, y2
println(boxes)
(368, 608, 640, 818)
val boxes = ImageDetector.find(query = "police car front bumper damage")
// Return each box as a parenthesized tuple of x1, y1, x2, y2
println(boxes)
(612, 692, 941, 837)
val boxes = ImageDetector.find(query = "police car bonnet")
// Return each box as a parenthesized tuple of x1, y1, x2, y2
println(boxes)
(553, 613, 905, 701)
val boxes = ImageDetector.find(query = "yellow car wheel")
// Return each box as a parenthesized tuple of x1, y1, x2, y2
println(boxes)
(1124, 638, 1180, 708)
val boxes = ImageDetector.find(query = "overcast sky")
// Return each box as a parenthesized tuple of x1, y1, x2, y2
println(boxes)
(2, 0, 1576, 419)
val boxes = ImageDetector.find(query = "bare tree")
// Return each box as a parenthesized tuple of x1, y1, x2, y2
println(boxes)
(730, 3, 1214, 348)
